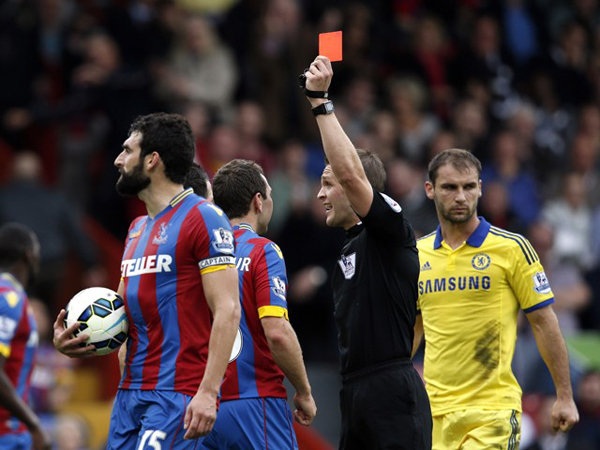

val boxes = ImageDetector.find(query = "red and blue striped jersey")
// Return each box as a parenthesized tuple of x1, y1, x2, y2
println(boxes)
(221, 224, 288, 401)
(0, 273, 37, 435)
(119, 188, 236, 397)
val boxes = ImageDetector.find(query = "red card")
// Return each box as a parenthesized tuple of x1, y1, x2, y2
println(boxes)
(319, 31, 343, 62)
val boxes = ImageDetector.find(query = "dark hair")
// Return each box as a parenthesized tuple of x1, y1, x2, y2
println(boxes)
(427, 148, 482, 185)
(128, 113, 195, 184)
(324, 148, 386, 191)
(184, 163, 210, 198)
(212, 159, 266, 219)
(0, 223, 36, 269)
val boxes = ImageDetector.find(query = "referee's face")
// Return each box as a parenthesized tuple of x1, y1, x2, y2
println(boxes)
(426, 164, 481, 224)
(318, 166, 356, 229)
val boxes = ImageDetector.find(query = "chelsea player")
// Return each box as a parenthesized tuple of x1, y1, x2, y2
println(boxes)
(414, 149, 579, 449)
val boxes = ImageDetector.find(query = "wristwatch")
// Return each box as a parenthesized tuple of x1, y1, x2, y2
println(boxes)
(312, 101, 335, 116)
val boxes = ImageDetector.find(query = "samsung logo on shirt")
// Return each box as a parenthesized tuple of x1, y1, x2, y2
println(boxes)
(121, 255, 173, 277)
(419, 276, 491, 294)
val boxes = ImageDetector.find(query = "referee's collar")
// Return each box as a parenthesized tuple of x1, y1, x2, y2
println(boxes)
(434, 216, 491, 249)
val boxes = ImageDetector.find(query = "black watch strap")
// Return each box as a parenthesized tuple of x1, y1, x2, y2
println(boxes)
(305, 88, 329, 99)
(312, 101, 335, 116)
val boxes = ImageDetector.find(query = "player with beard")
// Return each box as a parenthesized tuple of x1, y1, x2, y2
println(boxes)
(53, 113, 240, 448)
(414, 149, 579, 449)
(0, 223, 51, 450)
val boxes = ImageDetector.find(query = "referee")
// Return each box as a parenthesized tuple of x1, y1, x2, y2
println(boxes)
(303, 56, 432, 449)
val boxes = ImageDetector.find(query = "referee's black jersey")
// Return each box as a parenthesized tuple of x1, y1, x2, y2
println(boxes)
(332, 187, 420, 376)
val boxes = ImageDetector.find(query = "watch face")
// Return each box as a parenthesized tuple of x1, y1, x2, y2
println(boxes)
(325, 102, 335, 113)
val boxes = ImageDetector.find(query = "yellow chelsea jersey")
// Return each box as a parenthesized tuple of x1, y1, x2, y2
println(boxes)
(417, 217, 554, 416)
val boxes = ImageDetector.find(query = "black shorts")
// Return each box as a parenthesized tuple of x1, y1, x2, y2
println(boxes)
(339, 359, 432, 450)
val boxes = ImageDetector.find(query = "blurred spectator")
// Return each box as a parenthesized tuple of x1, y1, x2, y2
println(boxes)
(450, 98, 489, 158)
(568, 133, 600, 206)
(0, 152, 105, 311)
(527, 69, 572, 175)
(247, 0, 315, 143)
(567, 370, 600, 449)
(386, 157, 438, 237)
(542, 171, 594, 269)
(426, 129, 457, 163)
(528, 222, 590, 335)
(506, 102, 538, 165)
(29, 298, 75, 417)
(387, 76, 440, 163)
(277, 187, 344, 362)
(234, 100, 274, 173)
(451, 14, 520, 120)
(269, 140, 311, 238)
(479, 180, 517, 231)
(502, 0, 541, 67)
(54, 413, 91, 450)
(535, 21, 593, 108)
(391, 14, 454, 119)
(336, 75, 376, 142)
(182, 101, 213, 167)
(481, 130, 541, 231)
(205, 124, 240, 176)
(105, 0, 173, 67)
(358, 110, 399, 164)
(156, 14, 238, 120)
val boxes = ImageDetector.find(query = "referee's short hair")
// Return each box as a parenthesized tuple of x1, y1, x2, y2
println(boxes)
(325, 148, 386, 191)
(212, 159, 266, 220)
(427, 148, 482, 185)
(0, 223, 37, 269)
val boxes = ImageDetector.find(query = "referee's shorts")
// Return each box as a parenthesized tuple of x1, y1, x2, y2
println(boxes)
(339, 358, 432, 450)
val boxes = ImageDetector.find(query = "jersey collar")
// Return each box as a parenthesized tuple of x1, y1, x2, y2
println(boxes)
(0, 272, 24, 293)
(170, 188, 194, 207)
(433, 216, 491, 249)
(346, 222, 363, 238)
(234, 223, 255, 233)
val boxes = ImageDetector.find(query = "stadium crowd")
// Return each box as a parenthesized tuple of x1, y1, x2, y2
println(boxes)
(0, 0, 599, 448)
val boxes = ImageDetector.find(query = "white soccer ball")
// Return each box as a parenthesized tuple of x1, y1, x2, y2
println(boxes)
(64, 287, 129, 356)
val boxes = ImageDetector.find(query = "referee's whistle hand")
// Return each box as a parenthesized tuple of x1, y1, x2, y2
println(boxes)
(293, 392, 317, 426)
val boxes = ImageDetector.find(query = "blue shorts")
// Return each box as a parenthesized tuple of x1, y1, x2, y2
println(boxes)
(0, 432, 32, 449)
(107, 389, 204, 449)
(201, 397, 298, 450)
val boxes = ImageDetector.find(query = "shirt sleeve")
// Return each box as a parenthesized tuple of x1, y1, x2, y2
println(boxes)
(506, 236, 555, 313)
(0, 290, 23, 358)
(193, 203, 236, 274)
(254, 241, 289, 321)
(360, 187, 411, 243)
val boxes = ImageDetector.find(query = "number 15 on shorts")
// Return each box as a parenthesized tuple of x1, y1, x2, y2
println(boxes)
(138, 430, 166, 450)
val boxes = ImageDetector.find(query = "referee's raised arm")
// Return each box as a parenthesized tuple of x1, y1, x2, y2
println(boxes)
(302, 56, 373, 218)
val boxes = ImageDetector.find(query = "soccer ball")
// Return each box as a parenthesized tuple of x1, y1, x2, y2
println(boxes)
(64, 287, 129, 356)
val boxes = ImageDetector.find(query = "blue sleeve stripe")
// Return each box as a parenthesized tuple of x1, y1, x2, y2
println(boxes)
(489, 229, 534, 265)
(490, 227, 538, 263)
(523, 298, 555, 313)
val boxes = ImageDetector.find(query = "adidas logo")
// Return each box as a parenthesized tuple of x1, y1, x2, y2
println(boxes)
(421, 261, 432, 271)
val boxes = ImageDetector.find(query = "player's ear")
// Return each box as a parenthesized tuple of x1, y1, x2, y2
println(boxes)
(253, 192, 263, 214)
(425, 181, 435, 200)
(145, 152, 161, 170)
(478, 179, 483, 197)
